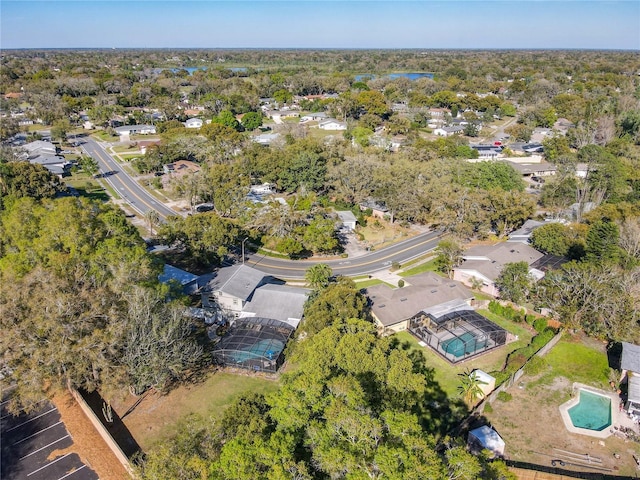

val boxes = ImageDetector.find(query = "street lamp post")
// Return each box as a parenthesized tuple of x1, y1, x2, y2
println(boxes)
(241, 237, 248, 265)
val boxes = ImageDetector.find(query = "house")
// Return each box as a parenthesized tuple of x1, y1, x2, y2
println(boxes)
(467, 426, 505, 457)
(138, 140, 161, 154)
(359, 200, 389, 220)
(158, 264, 199, 294)
(365, 271, 475, 334)
(318, 118, 347, 131)
(250, 183, 275, 195)
(114, 124, 157, 137)
(336, 211, 357, 230)
(453, 243, 545, 297)
(507, 219, 546, 244)
(162, 160, 201, 176)
(202, 264, 269, 313)
(184, 118, 203, 129)
(252, 133, 281, 146)
(300, 112, 328, 122)
(471, 144, 503, 159)
(434, 126, 464, 137)
(503, 160, 557, 178)
(620, 342, 640, 420)
(241, 284, 308, 328)
(23, 140, 57, 157)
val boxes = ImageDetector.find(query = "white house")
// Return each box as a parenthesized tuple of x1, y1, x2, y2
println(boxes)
(114, 124, 157, 137)
(318, 118, 347, 131)
(453, 243, 545, 297)
(300, 112, 328, 122)
(184, 118, 203, 129)
(434, 126, 464, 137)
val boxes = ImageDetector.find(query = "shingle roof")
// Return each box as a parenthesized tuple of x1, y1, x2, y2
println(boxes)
(365, 272, 473, 327)
(458, 243, 544, 281)
(205, 265, 267, 301)
(621, 342, 640, 374)
(242, 284, 310, 328)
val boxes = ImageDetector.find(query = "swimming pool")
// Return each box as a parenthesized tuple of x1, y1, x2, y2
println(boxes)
(568, 390, 612, 431)
(229, 339, 285, 364)
(441, 332, 487, 358)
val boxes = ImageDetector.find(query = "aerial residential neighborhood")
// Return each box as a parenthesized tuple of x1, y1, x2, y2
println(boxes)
(1, 3, 640, 477)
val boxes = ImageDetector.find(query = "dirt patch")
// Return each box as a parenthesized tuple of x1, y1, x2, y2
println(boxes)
(484, 375, 640, 477)
(51, 391, 131, 480)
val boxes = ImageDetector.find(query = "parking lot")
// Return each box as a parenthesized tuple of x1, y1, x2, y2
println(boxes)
(1, 391, 98, 480)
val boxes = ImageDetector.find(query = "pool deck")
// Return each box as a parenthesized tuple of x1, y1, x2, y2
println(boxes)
(559, 383, 622, 439)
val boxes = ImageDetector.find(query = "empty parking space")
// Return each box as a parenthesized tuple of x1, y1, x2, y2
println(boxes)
(1, 392, 98, 480)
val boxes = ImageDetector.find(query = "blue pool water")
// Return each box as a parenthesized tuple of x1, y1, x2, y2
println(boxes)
(441, 332, 487, 358)
(568, 390, 612, 431)
(229, 339, 284, 364)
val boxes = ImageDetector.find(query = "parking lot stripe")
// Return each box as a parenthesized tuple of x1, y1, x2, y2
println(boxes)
(19, 434, 70, 460)
(12, 421, 63, 445)
(57, 464, 86, 480)
(6, 407, 57, 431)
(27, 452, 72, 477)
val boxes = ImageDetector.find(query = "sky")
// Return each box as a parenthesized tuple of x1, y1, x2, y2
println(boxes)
(1, 1, 639, 50)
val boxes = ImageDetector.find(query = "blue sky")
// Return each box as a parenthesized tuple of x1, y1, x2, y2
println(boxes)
(2, 1, 639, 50)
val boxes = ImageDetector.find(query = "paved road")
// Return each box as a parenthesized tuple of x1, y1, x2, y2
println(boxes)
(77, 134, 443, 277)
(80, 136, 179, 220)
(245, 229, 443, 279)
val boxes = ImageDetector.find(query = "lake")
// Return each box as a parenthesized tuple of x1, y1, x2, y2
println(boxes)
(355, 73, 434, 81)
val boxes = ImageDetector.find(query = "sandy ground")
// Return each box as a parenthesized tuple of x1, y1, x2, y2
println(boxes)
(484, 375, 640, 477)
(51, 391, 131, 480)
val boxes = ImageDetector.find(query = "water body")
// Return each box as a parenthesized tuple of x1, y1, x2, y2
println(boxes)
(156, 67, 249, 75)
(355, 72, 434, 82)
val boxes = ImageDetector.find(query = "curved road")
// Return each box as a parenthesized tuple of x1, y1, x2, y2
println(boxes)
(246, 230, 443, 279)
(79, 134, 443, 277)
(80, 136, 179, 219)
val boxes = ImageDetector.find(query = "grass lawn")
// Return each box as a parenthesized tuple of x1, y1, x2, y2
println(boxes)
(527, 334, 610, 389)
(114, 371, 280, 451)
(393, 310, 535, 398)
(92, 131, 119, 142)
(65, 171, 112, 202)
(399, 258, 440, 277)
(355, 278, 395, 289)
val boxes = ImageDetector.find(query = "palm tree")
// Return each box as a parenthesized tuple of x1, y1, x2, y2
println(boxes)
(457, 369, 488, 406)
(305, 263, 333, 289)
(144, 209, 161, 236)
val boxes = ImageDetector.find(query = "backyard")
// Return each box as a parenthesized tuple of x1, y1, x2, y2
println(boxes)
(393, 308, 535, 398)
(110, 371, 279, 451)
(483, 334, 639, 477)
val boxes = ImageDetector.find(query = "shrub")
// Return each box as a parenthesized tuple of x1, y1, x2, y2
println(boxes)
(398, 279, 405, 288)
(524, 355, 548, 376)
(497, 391, 512, 402)
(483, 403, 494, 413)
(533, 317, 548, 333)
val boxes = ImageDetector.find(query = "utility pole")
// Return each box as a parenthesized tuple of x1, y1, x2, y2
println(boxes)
(241, 237, 248, 265)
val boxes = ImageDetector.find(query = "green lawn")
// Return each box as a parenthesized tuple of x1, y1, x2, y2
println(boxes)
(399, 258, 440, 277)
(393, 310, 535, 398)
(355, 278, 395, 289)
(65, 171, 112, 202)
(124, 372, 280, 450)
(528, 335, 610, 389)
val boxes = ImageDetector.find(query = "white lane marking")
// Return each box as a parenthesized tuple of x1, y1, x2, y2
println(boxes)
(27, 452, 72, 477)
(12, 421, 63, 446)
(19, 435, 70, 460)
(57, 464, 86, 480)
(6, 407, 56, 432)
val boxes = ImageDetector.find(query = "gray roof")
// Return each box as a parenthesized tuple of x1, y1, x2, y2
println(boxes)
(336, 210, 357, 223)
(205, 264, 267, 301)
(23, 140, 56, 156)
(365, 271, 473, 327)
(503, 161, 557, 176)
(458, 243, 544, 281)
(628, 374, 640, 404)
(508, 219, 546, 240)
(621, 342, 640, 373)
(243, 284, 310, 328)
(159, 264, 198, 286)
(30, 155, 67, 166)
